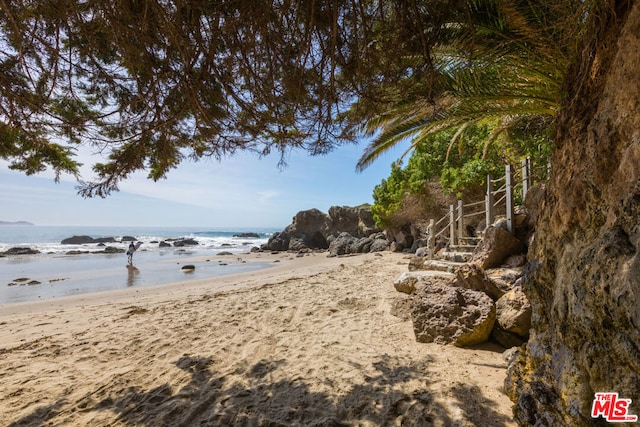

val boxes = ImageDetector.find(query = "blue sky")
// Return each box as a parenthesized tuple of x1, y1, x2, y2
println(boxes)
(0, 140, 408, 228)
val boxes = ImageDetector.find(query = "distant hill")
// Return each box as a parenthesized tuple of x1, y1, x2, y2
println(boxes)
(0, 220, 34, 225)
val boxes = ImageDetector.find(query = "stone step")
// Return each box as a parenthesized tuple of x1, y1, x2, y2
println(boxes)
(449, 244, 478, 253)
(414, 259, 466, 273)
(409, 256, 467, 273)
(439, 251, 473, 263)
(459, 237, 482, 245)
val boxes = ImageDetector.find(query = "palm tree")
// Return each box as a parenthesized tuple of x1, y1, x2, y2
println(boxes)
(355, 0, 581, 171)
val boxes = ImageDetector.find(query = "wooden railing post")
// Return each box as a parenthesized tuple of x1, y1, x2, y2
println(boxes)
(486, 173, 494, 228)
(450, 204, 457, 246)
(427, 218, 435, 259)
(457, 199, 464, 243)
(506, 164, 514, 234)
(521, 158, 529, 201)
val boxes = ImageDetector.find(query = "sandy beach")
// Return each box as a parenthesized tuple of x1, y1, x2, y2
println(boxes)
(0, 251, 516, 426)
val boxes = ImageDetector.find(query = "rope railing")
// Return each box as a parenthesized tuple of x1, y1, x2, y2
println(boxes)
(492, 183, 507, 194)
(494, 193, 507, 206)
(425, 157, 548, 259)
(463, 210, 486, 219)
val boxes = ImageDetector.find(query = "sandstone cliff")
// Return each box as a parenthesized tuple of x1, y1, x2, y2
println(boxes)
(507, 2, 640, 425)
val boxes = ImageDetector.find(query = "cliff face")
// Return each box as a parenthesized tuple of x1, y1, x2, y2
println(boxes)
(507, 2, 640, 425)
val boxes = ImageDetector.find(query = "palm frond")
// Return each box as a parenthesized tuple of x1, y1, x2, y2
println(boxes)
(354, 0, 585, 174)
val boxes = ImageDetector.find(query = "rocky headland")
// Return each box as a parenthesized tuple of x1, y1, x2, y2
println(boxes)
(262, 205, 390, 256)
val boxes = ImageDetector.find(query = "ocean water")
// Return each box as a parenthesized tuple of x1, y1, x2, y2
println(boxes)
(0, 225, 279, 304)
(0, 225, 275, 254)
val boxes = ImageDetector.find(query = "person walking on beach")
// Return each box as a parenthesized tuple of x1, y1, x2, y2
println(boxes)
(127, 241, 142, 265)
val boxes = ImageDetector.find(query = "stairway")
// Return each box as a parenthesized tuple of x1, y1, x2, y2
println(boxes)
(438, 236, 481, 263)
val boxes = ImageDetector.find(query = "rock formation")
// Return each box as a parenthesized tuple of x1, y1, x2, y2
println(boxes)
(263, 206, 387, 254)
(394, 219, 529, 350)
(470, 226, 526, 269)
(1, 247, 41, 255)
(506, 3, 640, 425)
(411, 282, 496, 347)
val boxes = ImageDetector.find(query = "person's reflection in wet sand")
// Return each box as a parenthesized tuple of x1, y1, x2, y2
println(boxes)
(126, 264, 139, 287)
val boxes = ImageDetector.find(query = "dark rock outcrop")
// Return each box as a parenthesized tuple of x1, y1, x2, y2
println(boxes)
(2, 247, 40, 255)
(233, 232, 260, 238)
(102, 246, 125, 254)
(173, 238, 199, 247)
(368, 238, 390, 253)
(94, 237, 117, 243)
(264, 206, 384, 255)
(327, 232, 355, 256)
(61, 235, 118, 244)
(61, 235, 96, 244)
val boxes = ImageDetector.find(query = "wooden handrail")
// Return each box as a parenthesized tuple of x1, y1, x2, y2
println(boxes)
(425, 157, 548, 259)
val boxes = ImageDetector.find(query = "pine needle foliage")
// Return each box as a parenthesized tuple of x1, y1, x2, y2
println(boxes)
(0, 0, 461, 195)
(0, 0, 587, 196)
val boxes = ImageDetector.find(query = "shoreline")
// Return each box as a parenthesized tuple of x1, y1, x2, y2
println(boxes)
(0, 251, 331, 315)
(0, 249, 282, 306)
(0, 251, 516, 426)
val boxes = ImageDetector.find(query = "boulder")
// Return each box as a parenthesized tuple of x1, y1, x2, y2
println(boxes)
(265, 205, 380, 252)
(453, 263, 506, 301)
(265, 232, 290, 251)
(173, 238, 199, 247)
(495, 287, 532, 337)
(94, 237, 117, 243)
(233, 232, 260, 238)
(327, 205, 378, 237)
(61, 235, 96, 244)
(121, 236, 137, 242)
(409, 258, 461, 273)
(393, 271, 454, 294)
(411, 282, 496, 347)
(328, 232, 356, 257)
(368, 238, 389, 253)
(159, 241, 171, 248)
(290, 208, 329, 236)
(470, 226, 526, 269)
(486, 268, 523, 293)
(3, 247, 41, 255)
(288, 236, 310, 252)
(103, 246, 125, 254)
(349, 237, 373, 253)
(387, 228, 414, 252)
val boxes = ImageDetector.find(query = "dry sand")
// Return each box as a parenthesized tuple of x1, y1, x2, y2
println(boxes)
(0, 251, 516, 426)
